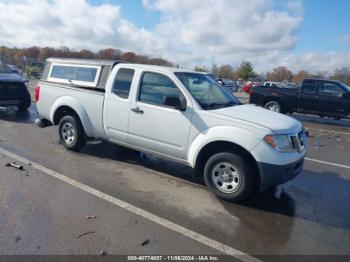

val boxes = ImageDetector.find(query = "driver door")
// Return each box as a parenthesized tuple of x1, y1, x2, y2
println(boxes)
(127, 71, 193, 160)
(318, 81, 348, 116)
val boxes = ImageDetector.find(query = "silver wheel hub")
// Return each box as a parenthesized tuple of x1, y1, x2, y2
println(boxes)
(267, 104, 279, 112)
(61, 122, 76, 145)
(211, 162, 240, 193)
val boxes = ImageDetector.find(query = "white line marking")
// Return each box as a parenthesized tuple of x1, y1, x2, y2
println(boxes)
(306, 127, 350, 136)
(0, 146, 260, 262)
(306, 158, 350, 169)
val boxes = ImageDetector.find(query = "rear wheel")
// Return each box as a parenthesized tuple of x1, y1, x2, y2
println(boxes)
(58, 115, 86, 151)
(264, 101, 282, 113)
(203, 152, 258, 202)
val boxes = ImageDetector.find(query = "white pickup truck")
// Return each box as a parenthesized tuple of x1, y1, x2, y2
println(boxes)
(35, 58, 307, 202)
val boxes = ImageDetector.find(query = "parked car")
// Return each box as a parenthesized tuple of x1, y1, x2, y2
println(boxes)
(0, 62, 31, 111)
(35, 58, 307, 202)
(7, 64, 28, 82)
(264, 82, 297, 89)
(250, 78, 350, 120)
(204, 74, 239, 93)
(217, 78, 239, 93)
(7, 64, 22, 75)
(27, 61, 44, 79)
(264, 82, 281, 88)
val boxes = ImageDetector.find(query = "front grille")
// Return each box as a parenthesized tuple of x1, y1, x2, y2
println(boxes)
(290, 131, 306, 152)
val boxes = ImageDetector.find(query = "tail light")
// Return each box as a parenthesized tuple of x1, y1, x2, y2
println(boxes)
(35, 84, 40, 102)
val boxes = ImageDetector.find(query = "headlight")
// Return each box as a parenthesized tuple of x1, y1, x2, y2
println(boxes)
(264, 134, 293, 153)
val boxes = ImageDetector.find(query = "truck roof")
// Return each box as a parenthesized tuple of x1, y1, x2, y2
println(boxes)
(120, 63, 198, 74)
(303, 78, 342, 84)
(46, 57, 198, 74)
(42, 58, 201, 91)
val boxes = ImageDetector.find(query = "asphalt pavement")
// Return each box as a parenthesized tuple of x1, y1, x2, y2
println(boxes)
(0, 80, 349, 260)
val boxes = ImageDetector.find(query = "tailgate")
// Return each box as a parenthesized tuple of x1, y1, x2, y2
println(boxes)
(0, 81, 27, 99)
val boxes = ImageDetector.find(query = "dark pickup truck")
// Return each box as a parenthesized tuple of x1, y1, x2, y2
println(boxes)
(0, 63, 31, 111)
(250, 79, 350, 120)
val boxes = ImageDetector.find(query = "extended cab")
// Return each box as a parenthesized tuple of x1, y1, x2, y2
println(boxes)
(250, 79, 350, 120)
(35, 58, 307, 202)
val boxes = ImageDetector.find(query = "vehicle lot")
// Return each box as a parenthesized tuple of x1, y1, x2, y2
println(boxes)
(0, 80, 349, 260)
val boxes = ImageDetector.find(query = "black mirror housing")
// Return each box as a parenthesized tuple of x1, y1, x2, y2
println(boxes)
(163, 96, 187, 111)
(341, 92, 349, 99)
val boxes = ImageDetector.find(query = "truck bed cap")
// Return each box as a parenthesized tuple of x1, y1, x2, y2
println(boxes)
(46, 58, 124, 67)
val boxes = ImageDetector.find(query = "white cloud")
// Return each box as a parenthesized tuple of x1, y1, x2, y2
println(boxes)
(0, 0, 163, 53)
(287, 0, 304, 16)
(0, 0, 348, 73)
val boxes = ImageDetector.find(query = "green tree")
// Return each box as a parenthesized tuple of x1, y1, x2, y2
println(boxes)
(237, 61, 256, 81)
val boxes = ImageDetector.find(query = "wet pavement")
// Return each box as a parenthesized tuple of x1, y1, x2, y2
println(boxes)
(0, 100, 350, 259)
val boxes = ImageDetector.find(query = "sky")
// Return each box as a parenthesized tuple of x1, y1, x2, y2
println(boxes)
(0, 0, 349, 73)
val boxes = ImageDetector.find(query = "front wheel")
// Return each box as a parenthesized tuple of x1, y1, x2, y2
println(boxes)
(58, 115, 86, 151)
(203, 152, 258, 202)
(264, 101, 282, 113)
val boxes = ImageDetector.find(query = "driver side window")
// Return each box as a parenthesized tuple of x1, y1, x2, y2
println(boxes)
(139, 72, 182, 106)
(319, 83, 344, 97)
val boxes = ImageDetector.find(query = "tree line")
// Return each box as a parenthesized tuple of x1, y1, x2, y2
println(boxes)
(195, 62, 350, 85)
(0, 46, 173, 67)
(1, 46, 349, 85)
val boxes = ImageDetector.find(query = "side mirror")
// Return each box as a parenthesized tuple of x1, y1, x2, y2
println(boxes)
(163, 96, 187, 111)
(341, 92, 349, 99)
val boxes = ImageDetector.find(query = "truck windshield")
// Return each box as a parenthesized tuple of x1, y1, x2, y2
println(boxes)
(175, 72, 241, 110)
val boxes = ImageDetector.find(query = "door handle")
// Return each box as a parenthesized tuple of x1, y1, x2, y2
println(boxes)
(131, 107, 144, 114)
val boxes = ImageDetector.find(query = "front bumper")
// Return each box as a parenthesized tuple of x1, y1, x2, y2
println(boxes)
(258, 157, 304, 189)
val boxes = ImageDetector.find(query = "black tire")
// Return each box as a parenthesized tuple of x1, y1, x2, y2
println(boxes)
(264, 101, 282, 113)
(203, 152, 258, 202)
(17, 97, 31, 111)
(58, 115, 86, 151)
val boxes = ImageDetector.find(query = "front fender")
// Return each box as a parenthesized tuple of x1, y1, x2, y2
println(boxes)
(50, 96, 95, 138)
(187, 126, 261, 168)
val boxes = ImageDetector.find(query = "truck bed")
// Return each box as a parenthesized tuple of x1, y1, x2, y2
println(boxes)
(37, 82, 106, 138)
(250, 86, 299, 112)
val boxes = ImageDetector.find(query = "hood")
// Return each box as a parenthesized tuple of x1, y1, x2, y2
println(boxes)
(210, 104, 302, 134)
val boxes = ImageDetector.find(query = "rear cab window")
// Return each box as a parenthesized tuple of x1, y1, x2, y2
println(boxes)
(112, 68, 135, 99)
(302, 80, 317, 94)
(48, 63, 101, 87)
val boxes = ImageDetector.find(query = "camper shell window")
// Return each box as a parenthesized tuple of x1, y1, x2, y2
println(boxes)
(48, 63, 101, 87)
